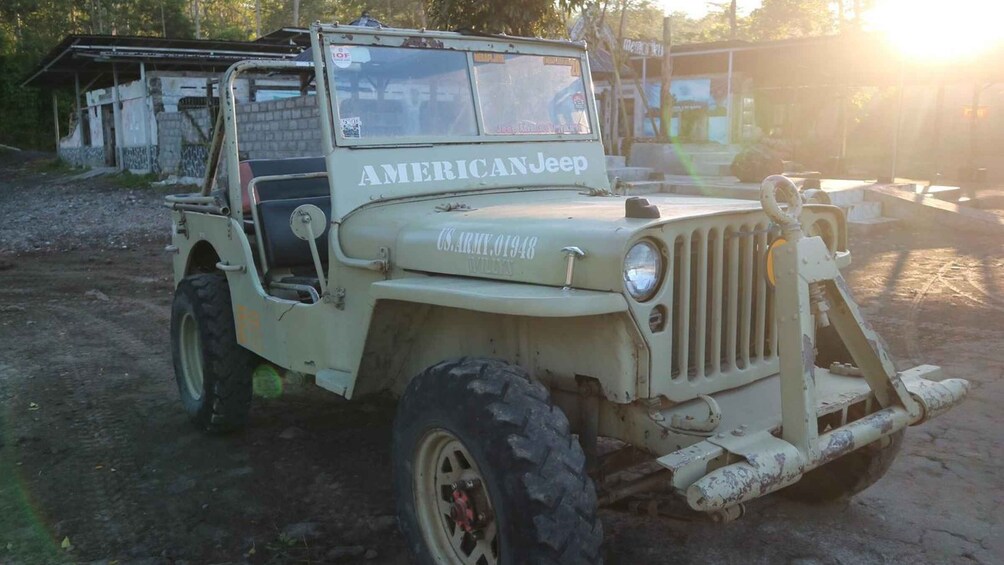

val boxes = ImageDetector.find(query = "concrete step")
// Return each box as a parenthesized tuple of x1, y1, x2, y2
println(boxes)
(617, 180, 666, 195)
(605, 155, 627, 169)
(848, 216, 900, 236)
(845, 201, 884, 221)
(918, 185, 962, 202)
(607, 166, 654, 183)
(629, 144, 737, 177)
(826, 188, 865, 207)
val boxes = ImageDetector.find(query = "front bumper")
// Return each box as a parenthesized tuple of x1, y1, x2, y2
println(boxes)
(653, 365, 968, 512)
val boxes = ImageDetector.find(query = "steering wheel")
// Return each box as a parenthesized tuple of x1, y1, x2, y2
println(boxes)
(760, 174, 802, 227)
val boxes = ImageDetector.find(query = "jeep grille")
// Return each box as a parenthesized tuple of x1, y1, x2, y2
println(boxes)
(666, 218, 779, 382)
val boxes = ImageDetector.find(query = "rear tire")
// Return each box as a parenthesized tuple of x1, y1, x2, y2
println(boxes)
(170, 273, 256, 433)
(393, 358, 603, 565)
(782, 430, 905, 503)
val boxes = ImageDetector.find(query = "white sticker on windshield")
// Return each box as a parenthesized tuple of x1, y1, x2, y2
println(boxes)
(340, 116, 362, 138)
(330, 46, 352, 68)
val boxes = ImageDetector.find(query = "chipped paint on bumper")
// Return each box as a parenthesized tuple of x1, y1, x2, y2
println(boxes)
(673, 368, 969, 513)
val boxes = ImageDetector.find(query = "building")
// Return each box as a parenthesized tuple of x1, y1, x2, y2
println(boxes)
(22, 34, 302, 173)
(25, 29, 1004, 184)
(592, 31, 1004, 183)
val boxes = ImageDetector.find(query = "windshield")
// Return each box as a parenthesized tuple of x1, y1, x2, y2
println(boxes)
(328, 45, 592, 141)
(330, 45, 478, 139)
(473, 54, 591, 135)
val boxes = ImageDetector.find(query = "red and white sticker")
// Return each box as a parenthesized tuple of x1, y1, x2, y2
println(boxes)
(330, 46, 352, 68)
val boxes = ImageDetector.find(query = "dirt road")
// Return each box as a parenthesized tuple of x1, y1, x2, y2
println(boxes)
(1, 159, 1000, 564)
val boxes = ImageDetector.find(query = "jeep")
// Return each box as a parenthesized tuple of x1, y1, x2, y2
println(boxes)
(165, 22, 969, 565)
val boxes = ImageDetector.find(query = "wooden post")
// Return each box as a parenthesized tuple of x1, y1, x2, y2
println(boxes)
(75, 72, 83, 143)
(659, 16, 672, 140)
(52, 92, 61, 152)
(112, 63, 124, 170)
(141, 62, 153, 172)
(890, 66, 904, 181)
(726, 50, 734, 144)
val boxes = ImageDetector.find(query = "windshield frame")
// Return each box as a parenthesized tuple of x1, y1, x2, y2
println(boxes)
(316, 28, 600, 147)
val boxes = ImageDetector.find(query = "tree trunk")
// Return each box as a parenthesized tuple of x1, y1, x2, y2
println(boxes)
(729, 0, 737, 40)
(659, 16, 672, 140)
(255, 0, 262, 37)
(292, 0, 300, 27)
(193, 0, 201, 38)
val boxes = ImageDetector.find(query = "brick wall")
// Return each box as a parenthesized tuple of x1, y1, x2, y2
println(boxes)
(237, 96, 323, 160)
(155, 95, 322, 177)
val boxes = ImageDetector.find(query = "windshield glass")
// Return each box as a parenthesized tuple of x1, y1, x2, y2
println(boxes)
(330, 45, 478, 139)
(473, 54, 591, 136)
(328, 45, 592, 141)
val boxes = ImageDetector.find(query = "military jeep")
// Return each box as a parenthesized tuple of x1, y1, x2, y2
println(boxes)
(165, 22, 969, 565)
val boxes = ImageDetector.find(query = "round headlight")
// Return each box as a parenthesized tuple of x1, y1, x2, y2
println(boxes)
(624, 241, 663, 301)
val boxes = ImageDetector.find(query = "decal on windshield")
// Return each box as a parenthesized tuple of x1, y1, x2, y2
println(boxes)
(473, 52, 506, 64)
(330, 46, 352, 68)
(340, 116, 362, 138)
(358, 152, 589, 186)
(542, 56, 582, 77)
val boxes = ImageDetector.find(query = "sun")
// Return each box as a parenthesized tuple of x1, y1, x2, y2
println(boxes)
(864, 0, 1004, 61)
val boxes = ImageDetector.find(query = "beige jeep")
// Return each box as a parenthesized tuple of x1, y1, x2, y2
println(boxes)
(165, 22, 969, 565)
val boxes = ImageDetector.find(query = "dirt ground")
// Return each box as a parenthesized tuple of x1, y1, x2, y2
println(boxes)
(1, 156, 1001, 565)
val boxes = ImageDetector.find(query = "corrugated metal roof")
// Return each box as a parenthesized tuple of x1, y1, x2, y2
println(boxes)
(22, 34, 302, 89)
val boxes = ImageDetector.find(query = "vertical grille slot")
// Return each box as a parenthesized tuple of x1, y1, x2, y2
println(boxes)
(709, 227, 724, 375)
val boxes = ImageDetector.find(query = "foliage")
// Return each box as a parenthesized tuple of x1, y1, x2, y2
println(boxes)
(747, 0, 835, 41)
(426, 0, 586, 36)
(0, 0, 841, 151)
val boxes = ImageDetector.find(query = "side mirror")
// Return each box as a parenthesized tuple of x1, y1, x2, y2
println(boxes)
(289, 204, 326, 241)
(289, 204, 328, 293)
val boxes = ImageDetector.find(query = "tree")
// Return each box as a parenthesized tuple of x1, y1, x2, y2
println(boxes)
(747, 0, 835, 41)
(427, 0, 587, 36)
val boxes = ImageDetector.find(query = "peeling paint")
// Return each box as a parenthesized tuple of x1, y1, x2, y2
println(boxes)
(401, 37, 445, 49)
(802, 334, 815, 379)
(821, 429, 855, 459)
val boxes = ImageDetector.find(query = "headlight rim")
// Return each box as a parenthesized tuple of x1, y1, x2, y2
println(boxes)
(623, 239, 664, 302)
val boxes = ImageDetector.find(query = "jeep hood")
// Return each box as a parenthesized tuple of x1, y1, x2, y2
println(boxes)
(340, 190, 769, 291)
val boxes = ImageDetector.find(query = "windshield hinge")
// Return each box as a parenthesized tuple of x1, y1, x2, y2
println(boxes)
(580, 187, 614, 197)
(434, 202, 474, 212)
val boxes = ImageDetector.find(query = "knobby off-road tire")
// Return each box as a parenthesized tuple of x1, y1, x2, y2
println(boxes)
(782, 429, 905, 503)
(393, 358, 603, 565)
(171, 273, 256, 433)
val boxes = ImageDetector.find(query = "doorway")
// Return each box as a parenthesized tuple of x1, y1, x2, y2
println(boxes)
(101, 104, 116, 167)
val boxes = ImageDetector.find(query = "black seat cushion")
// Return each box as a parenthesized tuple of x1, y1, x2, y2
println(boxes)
(239, 157, 329, 212)
(258, 196, 330, 270)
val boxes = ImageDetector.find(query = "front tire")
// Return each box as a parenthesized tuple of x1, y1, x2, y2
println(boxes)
(170, 273, 256, 433)
(393, 358, 603, 565)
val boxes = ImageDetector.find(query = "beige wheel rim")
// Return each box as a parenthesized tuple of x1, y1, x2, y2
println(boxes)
(414, 429, 498, 565)
(178, 312, 204, 401)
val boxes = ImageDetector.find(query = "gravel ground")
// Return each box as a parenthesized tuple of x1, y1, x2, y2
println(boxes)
(0, 151, 173, 254)
(0, 152, 1000, 565)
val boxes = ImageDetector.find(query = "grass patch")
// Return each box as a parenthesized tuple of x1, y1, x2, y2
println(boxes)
(27, 158, 76, 174)
(0, 408, 66, 564)
(110, 170, 158, 189)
